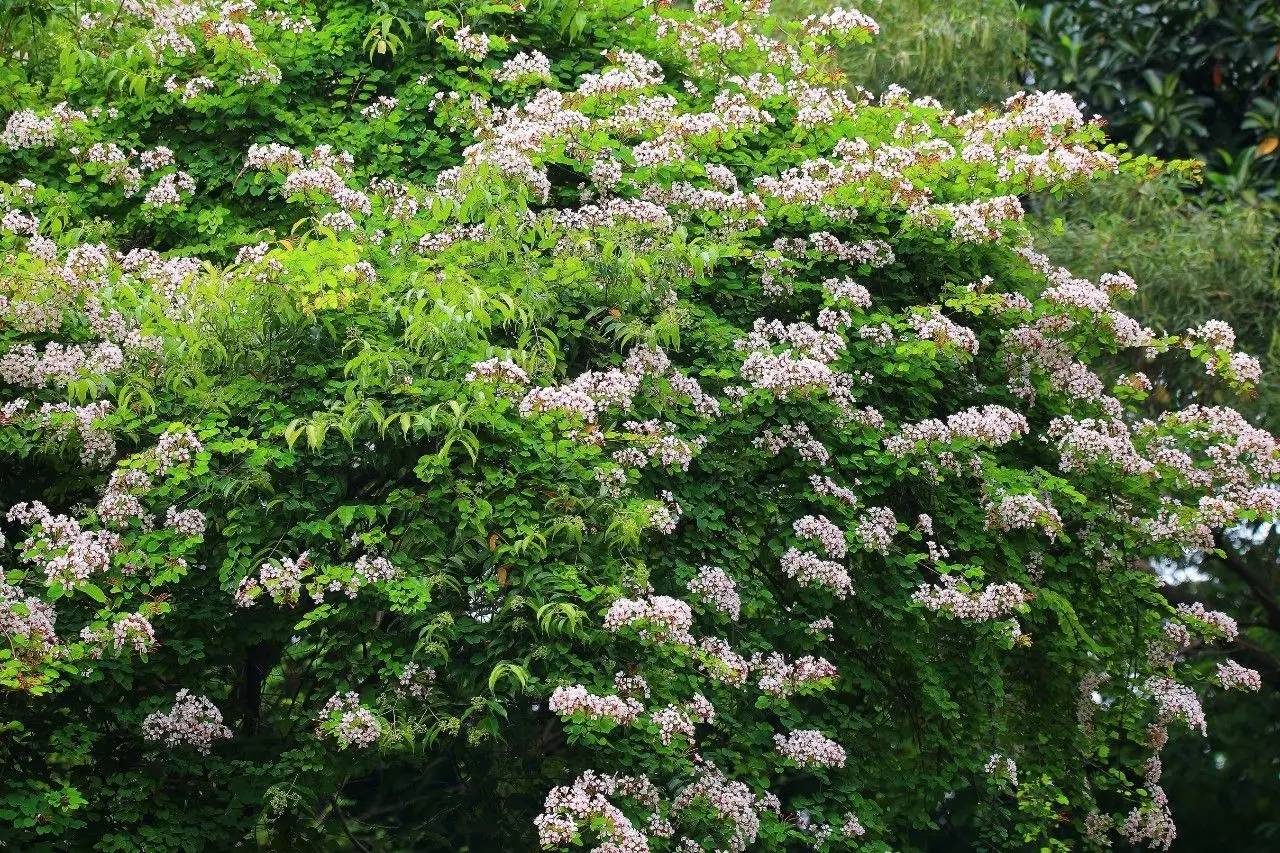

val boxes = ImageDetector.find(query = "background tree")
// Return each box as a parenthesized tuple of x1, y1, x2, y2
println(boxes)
(1029, 0, 1280, 203)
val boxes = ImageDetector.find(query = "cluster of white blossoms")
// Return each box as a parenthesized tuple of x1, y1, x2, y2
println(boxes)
(1121, 757, 1177, 850)
(883, 404, 1028, 459)
(465, 357, 531, 389)
(753, 422, 831, 464)
(7, 501, 122, 587)
(612, 420, 707, 472)
(670, 766, 776, 852)
(155, 428, 204, 474)
(142, 690, 233, 754)
(912, 575, 1031, 622)
(315, 692, 382, 749)
(1214, 660, 1262, 692)
(360, 96, 399, 120)
(74, 140, 194, 204)
(1186, 319, 1264, 385)
(393, 662, 436, 700)
(109, 612, 157, 655)
(753, 652, 839, 697)
(519, 344, 719, 429)
(1, 581, 60, 661)
(984, 492, 1063, 538)
(234, 552, 309, 608)
(984, 753, 1019, 786)
(353, 555, 398, 585)
(774, 729, 847, 768)
(603, 594, 695, 644)
(496, 50, 553, 84)
(649, 704, 698, 746)
(80, 611, 158, 658)
(534, 771, 659, 852)
(1145, 676, 1207, 737)
(907, 307, 980, 355)
(780, 547, 852, 598)
(1, 102, 86, 149)
(79, 0, 289, 97)
(451, 25, 491, 61)
(235, 550, 398, 608)
(165, 506, 207, 537)
(792, 514, 848, 559)
(29, 400, 113, 465)
(549, 684, 645, 726)
(798, 5, 880, 38)
(853, 505, 897, 554)
(686, 565, 741, 620)
(0, 341, 125, 388)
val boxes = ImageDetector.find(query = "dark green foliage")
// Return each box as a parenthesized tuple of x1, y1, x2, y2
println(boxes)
(1029, 0, 1280, 201)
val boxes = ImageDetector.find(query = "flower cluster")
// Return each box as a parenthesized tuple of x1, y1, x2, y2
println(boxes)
(110, 612, 157, 655)
(774, 729, 846, 768)
(353, 555, 398, 585)
(497, 50, 553, 84)
(1214, 660, 1261, 692)
(649, 705, 697, 746)
(853, 506, 897, 554)
(155, 428, 203, 474)
(519, 344, 717, 425)
(535, 771, 659, 851)
(7, 501, 122, 586)
(792, 515, 847, 559)
(984, 492, 1063, 538)
(466, 358, 531, 388)
(612, 420, 707, 471)
(1146, 676, 1207, 736)
(165, 506, 207, 537)
(984, 753, 1019, 786)
(754, 423, 831, 465)
(687, 565, 741, 620)
(912, 575, 1030, 621)
(670, 767, 769, 851)
(234, 552, 309, 607)
(1, 582, 60, 661)
(780, 547, 852, 598)
(549, 685, 644, 726)
(884, 404, 1028, 458)
(1, 102, 86, 149)
(315, 692, 382, 749)
(1120, 783, 1176, 851)
(753, 652, 839, 697)
(799, 6, 880, 39)
(603, 595, 695, 644)
(1176, 601, 1239, 642)
(394, 662, 436, 700)
(142, 690, 233, 754)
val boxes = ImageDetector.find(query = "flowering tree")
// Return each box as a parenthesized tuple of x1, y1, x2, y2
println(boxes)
(0, 1, 1273, 850)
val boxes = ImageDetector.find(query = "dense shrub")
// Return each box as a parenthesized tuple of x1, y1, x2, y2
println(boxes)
(1, 2, 1274, 851)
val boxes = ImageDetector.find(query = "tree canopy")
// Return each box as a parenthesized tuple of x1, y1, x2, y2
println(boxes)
(0, 2, 1273, 851)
